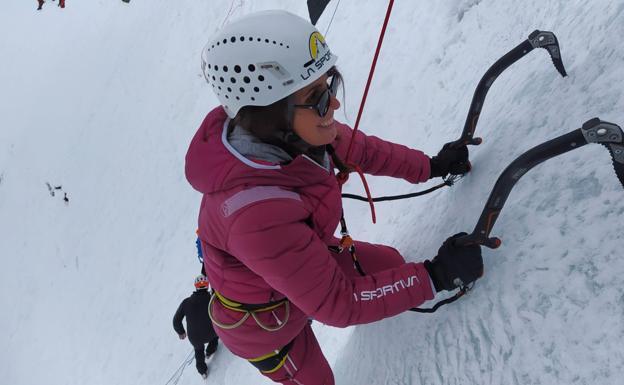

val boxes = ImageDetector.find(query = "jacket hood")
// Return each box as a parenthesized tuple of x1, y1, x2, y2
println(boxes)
(185, 107, 333, 195)
(227, 124, 293, 165)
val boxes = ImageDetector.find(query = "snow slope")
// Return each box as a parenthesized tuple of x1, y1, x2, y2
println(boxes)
(1, 1, 623, 384)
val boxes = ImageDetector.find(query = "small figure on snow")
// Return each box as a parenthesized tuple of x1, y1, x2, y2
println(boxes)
(58, 0, 65, 8)
(45, 182, 63, 197)
(173, 275, 219, 379)
(37, 0, 44, 10)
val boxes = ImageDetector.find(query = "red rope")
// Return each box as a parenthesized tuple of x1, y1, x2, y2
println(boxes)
(352, 165, 377, 223)
(344, 0, 395, 163)
(338, 0, 394, 224)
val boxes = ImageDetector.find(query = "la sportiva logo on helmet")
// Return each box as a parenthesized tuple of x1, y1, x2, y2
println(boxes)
(309, 32, 327, 60)
(300, 32, 333, 80)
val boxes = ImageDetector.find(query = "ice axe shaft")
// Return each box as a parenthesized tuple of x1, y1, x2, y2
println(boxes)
(450, 30, 567, 149)
(455, 118, 624, 249)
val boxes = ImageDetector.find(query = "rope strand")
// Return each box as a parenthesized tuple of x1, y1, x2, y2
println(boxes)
(164, 349, 195, 385)
(324, 0, 342, 36)
(341, 175, 461, 202)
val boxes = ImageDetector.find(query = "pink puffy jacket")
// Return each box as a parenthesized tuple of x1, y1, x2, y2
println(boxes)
(185, 106, 435, 358)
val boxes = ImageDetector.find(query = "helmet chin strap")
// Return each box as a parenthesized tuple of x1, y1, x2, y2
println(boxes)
(278, 96, 325, 158)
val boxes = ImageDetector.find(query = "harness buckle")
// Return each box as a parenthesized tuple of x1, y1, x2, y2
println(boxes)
(339, 234, 355, 252)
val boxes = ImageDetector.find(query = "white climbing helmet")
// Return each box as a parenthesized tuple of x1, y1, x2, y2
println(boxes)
(201, 10, 338, 118)
(194, 275, 209, 289)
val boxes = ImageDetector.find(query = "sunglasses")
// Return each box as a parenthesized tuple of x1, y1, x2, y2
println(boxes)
(293, 74, 340, 118)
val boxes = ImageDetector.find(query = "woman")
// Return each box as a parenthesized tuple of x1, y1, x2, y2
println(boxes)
(186, 10, 483, 385)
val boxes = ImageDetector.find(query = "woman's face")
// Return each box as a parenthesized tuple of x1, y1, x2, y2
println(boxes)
(292, 74, 341, 146)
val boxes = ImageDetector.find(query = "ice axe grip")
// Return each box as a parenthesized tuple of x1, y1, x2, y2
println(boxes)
(450, 30, 567, 150)
(457, 118, 623, 253)
(453, 232, 502, 249)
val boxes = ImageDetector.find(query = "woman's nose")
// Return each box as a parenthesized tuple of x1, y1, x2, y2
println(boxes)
(329, 94, 341, 111)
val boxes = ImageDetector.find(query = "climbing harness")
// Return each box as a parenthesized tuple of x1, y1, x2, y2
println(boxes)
(247, 339, 295, 374)
(208, 290, 290, 332)
(207, 292, 297, 374)
(208, 290, 295, 373)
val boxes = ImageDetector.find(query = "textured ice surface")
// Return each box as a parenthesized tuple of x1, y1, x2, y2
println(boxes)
(1, 1, 623, 384)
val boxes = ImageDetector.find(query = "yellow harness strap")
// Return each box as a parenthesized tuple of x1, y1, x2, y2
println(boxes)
(208, 290, 290, 332)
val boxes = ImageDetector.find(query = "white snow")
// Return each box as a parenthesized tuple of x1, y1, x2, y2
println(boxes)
(1, 0, 623, 384)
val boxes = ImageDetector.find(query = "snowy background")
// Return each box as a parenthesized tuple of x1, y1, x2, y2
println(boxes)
(1, 0, 623, 384)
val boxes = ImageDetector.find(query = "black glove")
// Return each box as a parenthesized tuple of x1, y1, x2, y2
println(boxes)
(424, 233, 484, 292)
(429, 143, 471, 178)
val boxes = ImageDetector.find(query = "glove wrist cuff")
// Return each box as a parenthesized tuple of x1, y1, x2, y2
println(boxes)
(423, 260, 442, 292)
(429, 157, 445, 178)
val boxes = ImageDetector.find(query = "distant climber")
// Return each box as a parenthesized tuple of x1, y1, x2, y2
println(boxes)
(173, 275, 219, 379)
(46, 183, 62, 197)
(37, 0, 44, 10)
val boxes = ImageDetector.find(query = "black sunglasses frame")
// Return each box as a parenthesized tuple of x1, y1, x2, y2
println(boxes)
(293, 75, 340, 118)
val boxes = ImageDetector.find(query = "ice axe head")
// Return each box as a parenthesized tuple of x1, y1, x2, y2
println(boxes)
(529, 30, 568, 77)
(581, 118, 624, 188)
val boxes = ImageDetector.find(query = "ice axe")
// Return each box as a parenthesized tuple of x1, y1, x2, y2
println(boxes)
(455, 118, 624, 249)
(342, 30, 569, 204)
(450, 30, 568, 149)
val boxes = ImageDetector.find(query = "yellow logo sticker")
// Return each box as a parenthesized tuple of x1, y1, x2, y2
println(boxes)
(309, 31, 327, 60)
